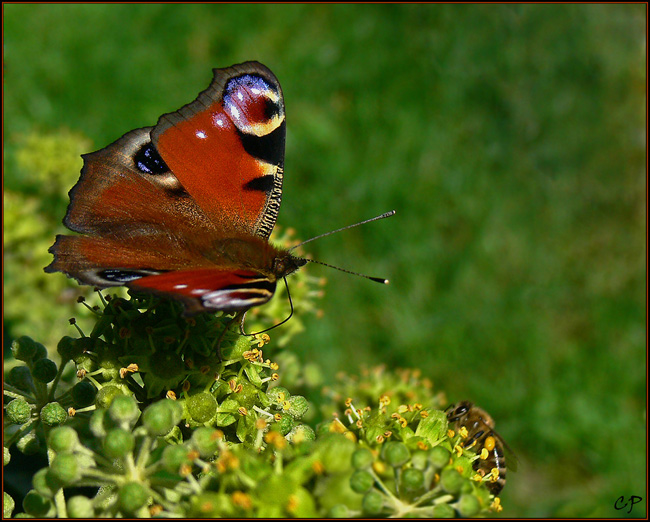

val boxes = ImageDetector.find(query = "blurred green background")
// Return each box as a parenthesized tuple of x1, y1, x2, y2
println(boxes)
(3, 4, 646, 517)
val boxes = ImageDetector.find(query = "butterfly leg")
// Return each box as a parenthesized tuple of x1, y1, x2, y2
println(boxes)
(238, 311, 248, 335)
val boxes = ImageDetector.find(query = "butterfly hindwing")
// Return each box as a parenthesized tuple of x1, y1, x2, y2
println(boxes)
(128, 268, 277, 314)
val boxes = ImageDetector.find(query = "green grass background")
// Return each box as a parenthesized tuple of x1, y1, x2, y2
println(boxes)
(3, 4, 646, 517)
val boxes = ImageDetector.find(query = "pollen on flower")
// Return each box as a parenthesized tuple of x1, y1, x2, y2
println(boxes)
(231, 491, 253, 510)
(447, 429, 456, 438)
(484, 435, 496, 451)
(287, 494, 299, 513)
(312, 460, 325, 474)
(489, 468, 500, 482)
(379, 395, 391, 408)
(454, 444, 464, 457)
(420, 410, 429, 418)
(271, 373, 279, 381)
(344, 397, 353, 408)
(68, 407, 76, 417)
(417, 441, 429, 450)
(459, 426, 469, 438)
(264, 431, 287, 450)
(329, 418, 348, 434)
(149, 505, 164, 516)
(238, 407, 248, 416)
(491, 497, 503, 512)
(480, 448, 489, 460)
(255, 333, 270, 347)
(243, 348, 262, 361)
(255, 418, 267, 430)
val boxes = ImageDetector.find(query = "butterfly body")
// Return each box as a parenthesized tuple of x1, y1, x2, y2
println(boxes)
(46, 62, 305, 315)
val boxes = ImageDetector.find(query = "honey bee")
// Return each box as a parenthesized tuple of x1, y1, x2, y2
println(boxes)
(446, 401, 516, 496)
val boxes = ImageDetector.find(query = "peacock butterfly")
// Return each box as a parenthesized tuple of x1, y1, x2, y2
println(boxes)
(45, 62, 307, 315)
(45, 61, 392, 320)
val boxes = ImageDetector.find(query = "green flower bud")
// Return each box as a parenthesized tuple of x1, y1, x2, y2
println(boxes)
(429, 445, 451, 469)
(118, 481, 149, 515)
(328, 504, 352, 518)
(16, 431, 40, 455)
(6, 398, 32, 424)
(142, 399, 182, 436)
(32, 341, 48, 362)
(32, 359, 58, 384)
(108, 395, 139, 425)
(3, 491, 15, 518)
(71, 381, 97, 407)
(187, 392, 217, 424)
(48, 427, 79, 453)
(277, 413, 295, 435)
(361, 489, 384, 515)
(89, 408, 108, 438)
(191, 427, 220, 458)
(103, 429, 135, 459)
(440, 467, 464, 494)
(4, 446, 10, 466)
(402, 467, 425, 492)
(286, 395, 309, 419)
(48, 453, 80, 486)
(162, 444, 191, 473)
(381, 441, 410, 468)
(67, 495, 94, 518)
(32, 468, 54, 497)
(351, 448, 375, 469)
(22, 490, 53, 517)
(431, 503, 456, 518)
(7, 366, 34, 392)
(410, 450, 429, 470)
(350, 469, 375, 493)
(11, 336, 38, 362)
(457, 494, 481, 517)
(95, 385, 126, 409)
(286, 424, 316, 444)
(40, 402, 67, 427)
(57, 336, 84, 362)
(267, 386, 289, 405)
(74, 354, 97, 374)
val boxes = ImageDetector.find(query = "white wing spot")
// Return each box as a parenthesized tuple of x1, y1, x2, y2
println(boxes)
(174, 284, 188, 289)
(195, 130, 207, 139)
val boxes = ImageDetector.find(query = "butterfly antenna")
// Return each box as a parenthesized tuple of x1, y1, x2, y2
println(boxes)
(289, 210, 396, 250)
(303, 258, 389, 284)
(243, 277, 295, 336)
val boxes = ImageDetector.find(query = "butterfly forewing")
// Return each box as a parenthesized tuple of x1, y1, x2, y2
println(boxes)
(151, 62, 286, 240)
(45, 62, 294, 314)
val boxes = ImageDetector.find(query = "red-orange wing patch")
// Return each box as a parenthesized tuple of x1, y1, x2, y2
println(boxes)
(152, 62, 285, 239)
